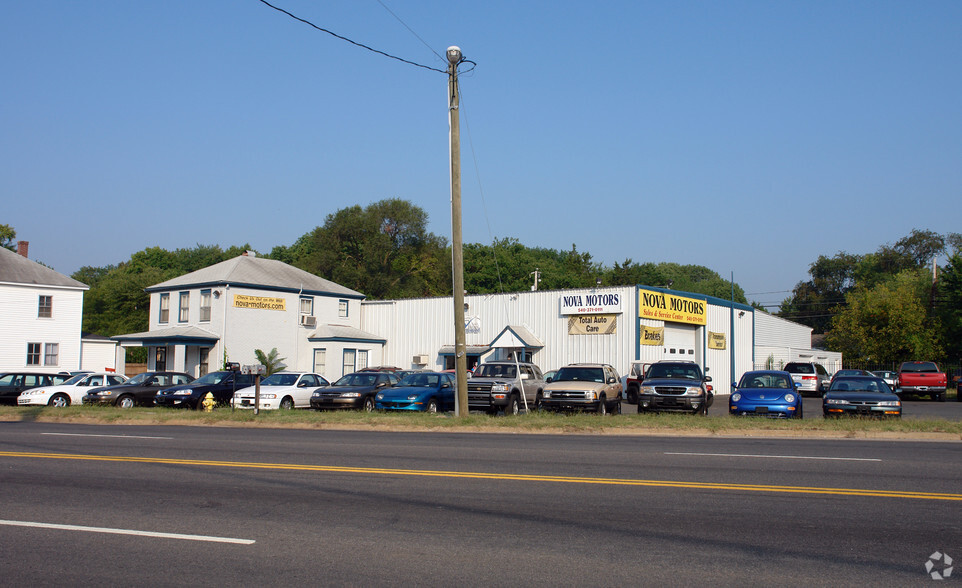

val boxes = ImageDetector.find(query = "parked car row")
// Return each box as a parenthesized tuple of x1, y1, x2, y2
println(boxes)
(730, 370, 902, 418)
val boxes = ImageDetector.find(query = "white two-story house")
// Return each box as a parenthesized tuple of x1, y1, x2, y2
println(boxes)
(0, 243, 88, 373)
(113, 252, 384, 382)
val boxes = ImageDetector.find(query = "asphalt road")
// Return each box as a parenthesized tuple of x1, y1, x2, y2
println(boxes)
(1, 422, 960, 586)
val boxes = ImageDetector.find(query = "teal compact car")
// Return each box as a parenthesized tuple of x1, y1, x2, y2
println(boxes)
(375, 372, 456, 412)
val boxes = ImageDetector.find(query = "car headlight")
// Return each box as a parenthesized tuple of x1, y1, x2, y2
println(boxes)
(878, 400, 900, 407)
(341, 392, 361, 398)
(640, 386, 654, 394)
(491, 383, 510, 393)
(731, 393, 741, 402)
(826, 398, 850, 405)
(98, 390, 114, 396)
(684, 387, 701, 396)
(407, 395, 419, 401)
(24, 389, 45, 396)
(585, 391, 597, 401)
(784, 393, 796, 403)
(376, 393, 384, 400)
(261, 394, 276, 399)
(173, 390, 193, 396)
(543, 391, 552, 398)
(312, 391, 321, 397)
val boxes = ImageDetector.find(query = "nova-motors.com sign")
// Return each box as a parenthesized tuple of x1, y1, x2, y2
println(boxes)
(559, 292, 622, 315)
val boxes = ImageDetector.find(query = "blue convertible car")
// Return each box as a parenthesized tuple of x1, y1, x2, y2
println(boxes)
(374, 372, 456, 413)
(730, 370, 803, 419)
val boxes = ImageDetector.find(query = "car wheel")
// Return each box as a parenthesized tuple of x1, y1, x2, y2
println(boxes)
(597, 396, 607, 416)
(937, 392, 946, 402)
(534, 394, 544, 412)
(363, 396, 376, 412)
(49, 394, 70, 408)
(426, 398, 439, 413)
(626, 386, 638, 405)
(117, 395, 135, 409)
(504, 395, 520, 416)
(611, 400, 622, 415)
(279, 396, 294, 410)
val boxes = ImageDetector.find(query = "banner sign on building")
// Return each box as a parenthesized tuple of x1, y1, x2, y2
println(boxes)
(559, 292, 622, 315)
(638, 289, 707, 326)
(707, 331, 727, 350)
(640, 325, 664, 346)
(567, 314, 618, 335)
(233, 294, 286, 311)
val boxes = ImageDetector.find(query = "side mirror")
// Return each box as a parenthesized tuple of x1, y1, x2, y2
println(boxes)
(704, 376, 712, 382)
(731, 382, 737, 390)
(545, 377, 553, 383)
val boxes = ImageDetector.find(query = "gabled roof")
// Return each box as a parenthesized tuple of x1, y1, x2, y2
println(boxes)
(489, 325, 543, 349)
(0, 247, 87, 290)
(145, 254, 364, 299)
(308, 324, 386, 344)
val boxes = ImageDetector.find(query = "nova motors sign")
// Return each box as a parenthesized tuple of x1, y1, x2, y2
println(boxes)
(638, 289, 707, 326)
(559, 292, 622, 315)
(233, 294, 286, 311)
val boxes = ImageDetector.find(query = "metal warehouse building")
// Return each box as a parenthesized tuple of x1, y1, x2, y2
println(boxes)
(362, 285, 839, 395)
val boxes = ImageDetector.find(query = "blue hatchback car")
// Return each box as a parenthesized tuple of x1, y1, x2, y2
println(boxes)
(730, 370, 803, 419)
(374, 372, 456, 412)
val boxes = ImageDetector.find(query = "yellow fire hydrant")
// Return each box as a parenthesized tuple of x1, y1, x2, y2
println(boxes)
(201, 392, 215, 413)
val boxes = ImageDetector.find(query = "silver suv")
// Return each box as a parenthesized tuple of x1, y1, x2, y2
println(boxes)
(784, 362, 830, 395)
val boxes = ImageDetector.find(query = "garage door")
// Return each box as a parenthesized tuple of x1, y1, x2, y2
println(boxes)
(663, 324, 697, 360)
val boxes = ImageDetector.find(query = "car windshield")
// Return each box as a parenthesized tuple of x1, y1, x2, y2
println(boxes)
(62, 374, 88, 385)
(738, 373, 791, 389)
(125, 373, 152, 385)
(192, 372, 230, 385)
(333, 373, 378, 387)
(829, 377, 892, 394)
(474, 364, 516, 378)
(397, 373, 441, 387)
(785, 363, 814, 374)
(645, 364, 701, 380)
(261, 373, 299, 386)
(554, 367, 605, 383)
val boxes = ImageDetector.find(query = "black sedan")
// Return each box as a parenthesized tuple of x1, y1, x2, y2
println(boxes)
(82, 371, 194, 408)
(310, 371, 399, 411)
(823, 376, 902, 418)
(154, 370, 256, 409)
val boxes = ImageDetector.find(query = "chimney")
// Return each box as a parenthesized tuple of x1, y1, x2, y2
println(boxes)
(17, 241, 28, 258)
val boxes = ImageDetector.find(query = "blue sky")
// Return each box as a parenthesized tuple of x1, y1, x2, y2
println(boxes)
(3, 1, 959, 309)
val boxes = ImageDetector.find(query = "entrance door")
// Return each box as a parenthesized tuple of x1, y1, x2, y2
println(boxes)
(154, 347, 167, 371)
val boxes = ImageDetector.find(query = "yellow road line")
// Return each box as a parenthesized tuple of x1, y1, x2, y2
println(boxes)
(2, 450, 960, 501)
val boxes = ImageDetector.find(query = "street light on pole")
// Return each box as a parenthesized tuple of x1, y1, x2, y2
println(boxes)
(447, 45, 469, 417)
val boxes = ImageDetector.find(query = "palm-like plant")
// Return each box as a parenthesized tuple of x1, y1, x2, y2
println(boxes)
(254, 347, 287, 376)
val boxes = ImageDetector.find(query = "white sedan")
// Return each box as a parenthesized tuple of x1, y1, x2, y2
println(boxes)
(18, 372, 129, 407)
(231, 372, 329, 410)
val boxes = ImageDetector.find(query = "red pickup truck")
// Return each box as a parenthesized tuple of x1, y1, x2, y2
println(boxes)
(897, 361, 948, 402)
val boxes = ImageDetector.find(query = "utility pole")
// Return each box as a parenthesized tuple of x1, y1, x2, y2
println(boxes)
(447, 46, 469, 417)
(530, 268, 541, 291)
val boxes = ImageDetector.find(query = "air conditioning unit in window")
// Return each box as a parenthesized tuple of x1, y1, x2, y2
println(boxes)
(413, 354, 429, 365)
(300, 315, 317, 327)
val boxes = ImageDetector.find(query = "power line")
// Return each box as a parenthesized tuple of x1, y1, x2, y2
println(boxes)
(257, 0, 448, 74)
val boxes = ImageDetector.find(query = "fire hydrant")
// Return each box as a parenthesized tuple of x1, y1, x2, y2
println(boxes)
(201, 392, 215, 413)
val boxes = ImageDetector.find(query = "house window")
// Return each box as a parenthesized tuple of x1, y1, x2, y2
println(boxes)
(313, 349, 326, 375)
(342, 349, 356, 376)
(199, 347, 210, 377)
(357, 350, 368, 370)
(200, 290, 211, 322)
(38, 295, 53, 318)
(178, 292, 189, 322)
(26, 343, 41, 366)
(44, 343, 59, 366)
(338, 299, 349, 318)
(159, 293, 170, 323)
(300, 297, 314, 316)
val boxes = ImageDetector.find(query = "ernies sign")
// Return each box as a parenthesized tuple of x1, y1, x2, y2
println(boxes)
(638, 289, 707, 326)
(559, 292, 622, 315)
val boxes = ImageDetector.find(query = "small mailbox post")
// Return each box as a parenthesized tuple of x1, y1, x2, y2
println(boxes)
(241, 364, 267, 414)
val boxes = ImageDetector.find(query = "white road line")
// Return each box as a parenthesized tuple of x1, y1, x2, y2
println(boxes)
(41, 433, 173, 440)
(665, 452, 881, 462)
(0, 519, 255, 545)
